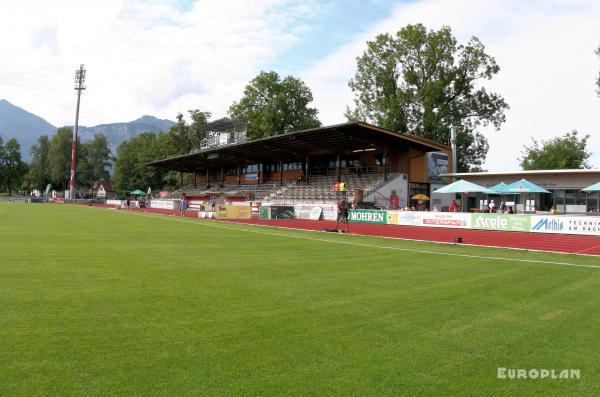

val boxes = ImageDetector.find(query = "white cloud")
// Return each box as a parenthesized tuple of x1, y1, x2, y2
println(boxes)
(0, 0, 319, 127)
(1, 0, 599, 171)
(300, 0, 600, 171)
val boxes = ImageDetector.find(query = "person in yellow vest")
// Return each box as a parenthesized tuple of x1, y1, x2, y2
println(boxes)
(339, 182, 346, 192)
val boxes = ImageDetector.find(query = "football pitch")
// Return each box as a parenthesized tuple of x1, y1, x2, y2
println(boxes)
(2, 203, 600, 396)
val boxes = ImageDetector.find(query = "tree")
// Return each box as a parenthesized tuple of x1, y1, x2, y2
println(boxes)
(78, 133, 112, 191)
(164, 110, 211, 156)
(0, 136, 4, 189)
(48, 127, 75, 190)
(519, 130, 591, 170)
(26, 135, 52, 193)
(188, 109, 211, 147)
(114, 132, 175, 196)
(346, 24, 509, 171)
(229, 71, 321, 140)
(2, 138, 27, 195)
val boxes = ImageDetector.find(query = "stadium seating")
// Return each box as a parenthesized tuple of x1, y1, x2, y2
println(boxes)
(263, 174, 387, 204)
(163, 173, 389, 205)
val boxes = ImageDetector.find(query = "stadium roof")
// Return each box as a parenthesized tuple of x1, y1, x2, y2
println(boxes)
(149, 122, 449, 173)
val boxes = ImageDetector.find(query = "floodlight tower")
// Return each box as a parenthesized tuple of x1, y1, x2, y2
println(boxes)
(68, 64, 86, 199)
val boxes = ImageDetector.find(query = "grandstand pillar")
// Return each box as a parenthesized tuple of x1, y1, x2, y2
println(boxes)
(193, 172, 197, 189)
(180, 172, 183, 188)
(336, 154, 341, 183)
(279, 161, 283, 184)
(258, 163, 262, 184)
(237, 165, 241, 185)
(305, 156, 310, 184)
(383, 145, 389, 181)
(220, 167, 224, 186)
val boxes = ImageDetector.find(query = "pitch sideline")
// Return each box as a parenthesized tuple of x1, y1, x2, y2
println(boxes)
(104, 207, 600, 270)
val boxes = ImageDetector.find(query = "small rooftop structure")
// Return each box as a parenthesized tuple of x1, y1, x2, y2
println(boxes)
(197, 118, 247, 151)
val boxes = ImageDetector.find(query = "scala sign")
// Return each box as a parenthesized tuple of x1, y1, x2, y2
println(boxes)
(348, 209, 387, 224)
(471, 214, 531, 232)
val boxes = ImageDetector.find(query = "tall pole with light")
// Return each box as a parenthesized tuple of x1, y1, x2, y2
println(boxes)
(69, 64, 86, 199)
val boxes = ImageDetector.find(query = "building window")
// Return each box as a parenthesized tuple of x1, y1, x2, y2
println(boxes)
(565, 190, 576, 205)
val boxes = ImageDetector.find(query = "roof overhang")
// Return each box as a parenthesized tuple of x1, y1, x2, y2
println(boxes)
(149, 122, 450, 173)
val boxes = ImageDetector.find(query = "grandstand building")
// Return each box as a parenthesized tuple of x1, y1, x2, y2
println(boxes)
(149, 121, 451, 209)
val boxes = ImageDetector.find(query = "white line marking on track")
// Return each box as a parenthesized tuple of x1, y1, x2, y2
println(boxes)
(107, 208, 600, 270)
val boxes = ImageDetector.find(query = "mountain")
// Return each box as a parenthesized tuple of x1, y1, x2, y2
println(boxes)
(0, 99, 174, 160)
(0, 99, 57, 160)
(77, 115, 175, 155)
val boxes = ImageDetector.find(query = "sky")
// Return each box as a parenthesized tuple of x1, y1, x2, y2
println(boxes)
(1, 0, 599, 171)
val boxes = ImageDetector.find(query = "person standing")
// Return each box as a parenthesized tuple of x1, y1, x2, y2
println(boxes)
(336, 199, 350, 233)
(179, 197, 187, 216)
(449, 200, 458, 212)
(489, 199, 496, 213)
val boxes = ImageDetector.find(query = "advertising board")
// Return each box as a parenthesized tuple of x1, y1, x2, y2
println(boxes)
(320, 204, 338, 221)
(427, 152, 449, 184)
(294, 205, 323, 220)
(471, 214, 530, 232)
(150, 200, 176, 210)
(386, 211, 399, 225)
(395, 211, 471, 228)
(218, 205, 251, 219)
(530, 215, 600, 236)
(348, 209, 387, 224)
(421, 212, 471, 228)
(216, 205, 252, 219)
(269, 205, 296, 219)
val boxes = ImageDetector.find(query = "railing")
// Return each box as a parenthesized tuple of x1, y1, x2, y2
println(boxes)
(371, 191, 390, 209)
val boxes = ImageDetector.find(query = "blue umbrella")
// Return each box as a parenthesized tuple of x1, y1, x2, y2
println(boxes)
(507, 179, 550, 193)
(490, 182, 517, 194)
(432, 179, 496, 194)
(582, 181, 600, 192)
(433, 179, 496, 212)
(506, 179, 550, 213)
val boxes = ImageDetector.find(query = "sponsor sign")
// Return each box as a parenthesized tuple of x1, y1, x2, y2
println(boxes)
(348, 209, 387, 224)
(259, 205, 270, 220)
(321, 204, 338, 221)
(269, 205, 296, 219)
(421, 213, 471, 228)
(150, 200, 176, 210)
(387, 210, 399, 225)
(471, 214, 531, 232)
(531, 215, 600, 236)
(395, 211, 471, 228)
(427, 152, 449, 183)
(294, 205, 323, 220)
(216, 205, 251, 219)
(397, 211, 425, 226)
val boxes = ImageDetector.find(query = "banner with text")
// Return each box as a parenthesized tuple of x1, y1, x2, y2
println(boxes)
(348, 209, 387, 224)
(471, 214, 531, 232)
(394, 211, 471, 228)
(530, 215, 600, 236)
(216, 205, 252, 219)
(150, 200, 177, 210)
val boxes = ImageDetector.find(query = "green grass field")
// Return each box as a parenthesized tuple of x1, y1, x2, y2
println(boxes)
(2, 203, 600, 396)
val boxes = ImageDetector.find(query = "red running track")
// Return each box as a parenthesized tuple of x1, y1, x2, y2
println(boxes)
(85, 205, 600, 256)
(220, 218, 600, 256)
